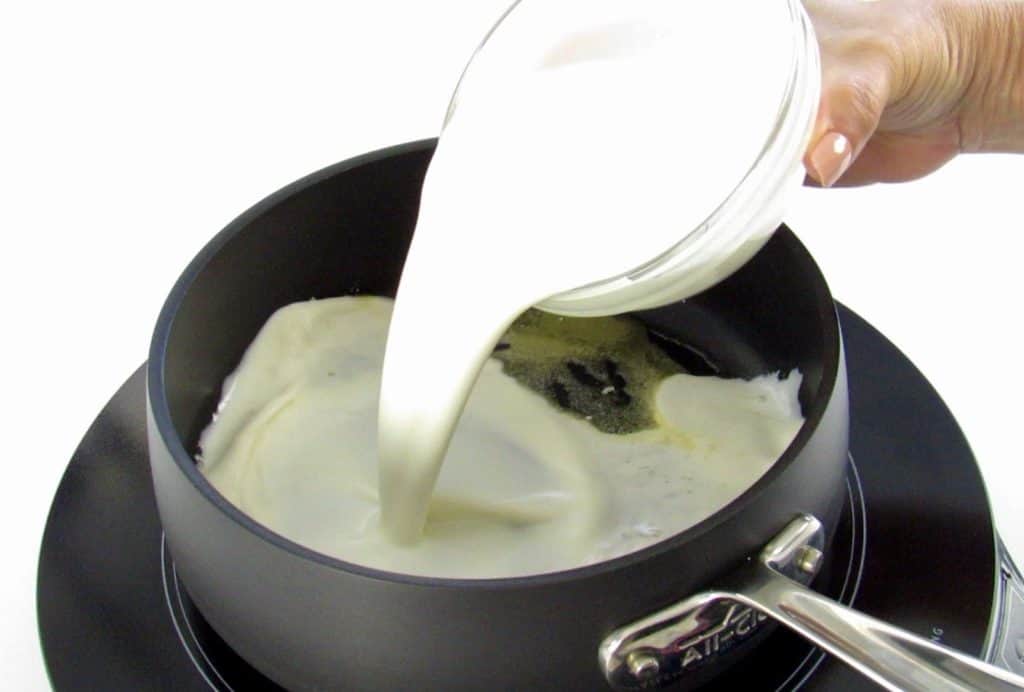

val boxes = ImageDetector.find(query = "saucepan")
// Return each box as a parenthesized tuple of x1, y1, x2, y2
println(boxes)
(146, 140, 1022, 691)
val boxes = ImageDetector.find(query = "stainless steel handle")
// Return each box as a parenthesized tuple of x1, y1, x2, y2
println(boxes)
(732, 556, 1024, 691)
(600, 515, 1024, 691)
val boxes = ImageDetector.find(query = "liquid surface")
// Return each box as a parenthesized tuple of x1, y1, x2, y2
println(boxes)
(199, 297, 803, 578)
(378, 0, 798, 541)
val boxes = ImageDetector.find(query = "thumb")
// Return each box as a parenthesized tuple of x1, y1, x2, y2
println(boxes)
(804, 60, 891, 187)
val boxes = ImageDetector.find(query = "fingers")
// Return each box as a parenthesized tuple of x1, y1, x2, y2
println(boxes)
(829, 128, 961, 186)
(806, 132, 853, 188)
(804, 58, 892, 187)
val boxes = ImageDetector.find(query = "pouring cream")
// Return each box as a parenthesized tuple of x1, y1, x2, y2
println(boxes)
(197, 0, 815, 575)
(378, 0, 801, 542)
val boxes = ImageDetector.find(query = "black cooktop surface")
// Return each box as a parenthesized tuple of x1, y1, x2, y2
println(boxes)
(37, 304, 997, 691)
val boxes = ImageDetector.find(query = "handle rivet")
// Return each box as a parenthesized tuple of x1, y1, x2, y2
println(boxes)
(626, 652, 660, 679)
(796, 546, 823, 575)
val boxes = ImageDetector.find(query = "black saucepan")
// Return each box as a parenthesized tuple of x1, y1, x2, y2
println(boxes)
(146, 139, 848, 691)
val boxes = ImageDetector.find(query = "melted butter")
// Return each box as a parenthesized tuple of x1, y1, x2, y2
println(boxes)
(199, 297, 803, 578)
(493, 309, 683, 434)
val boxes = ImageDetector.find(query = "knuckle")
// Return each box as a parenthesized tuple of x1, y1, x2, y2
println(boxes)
(831, 75, 887, 133)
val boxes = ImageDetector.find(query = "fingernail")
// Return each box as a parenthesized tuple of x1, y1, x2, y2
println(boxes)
(807, 132, 853, 187)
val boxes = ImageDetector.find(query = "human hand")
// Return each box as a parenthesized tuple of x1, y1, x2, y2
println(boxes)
(803, 0, 1024, 187)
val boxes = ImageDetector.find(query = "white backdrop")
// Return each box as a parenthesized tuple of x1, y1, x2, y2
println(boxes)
(3, 2, 1022, 688)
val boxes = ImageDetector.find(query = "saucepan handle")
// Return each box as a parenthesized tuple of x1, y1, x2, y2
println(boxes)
(600, 515, 1024, 691)
(733, 560, 1024, 692)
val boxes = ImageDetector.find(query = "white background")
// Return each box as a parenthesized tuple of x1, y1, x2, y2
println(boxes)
(3, 1, 1022, 689)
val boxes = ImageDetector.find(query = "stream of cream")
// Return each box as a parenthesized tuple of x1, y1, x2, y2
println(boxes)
(377, 0, 795, 542)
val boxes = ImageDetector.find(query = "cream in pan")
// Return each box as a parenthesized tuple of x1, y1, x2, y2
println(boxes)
(199, 297, 802, 578)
